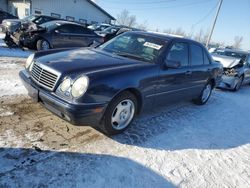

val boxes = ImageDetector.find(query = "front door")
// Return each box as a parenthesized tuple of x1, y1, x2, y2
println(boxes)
(155, 42, 194, 106)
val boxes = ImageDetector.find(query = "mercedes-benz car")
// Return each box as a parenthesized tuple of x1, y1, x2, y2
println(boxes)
(19, 31, 222, 135)
(211, 49, 250, 91)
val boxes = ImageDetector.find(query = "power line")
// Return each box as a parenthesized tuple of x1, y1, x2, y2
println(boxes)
(191, 1, 219, 28)
(104, 0, 211, 11)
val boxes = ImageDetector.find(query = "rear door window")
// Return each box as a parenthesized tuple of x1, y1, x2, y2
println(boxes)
(57, 24, 74, 33)
(190, 44, 203, 66)
(167, 42, 189, 67)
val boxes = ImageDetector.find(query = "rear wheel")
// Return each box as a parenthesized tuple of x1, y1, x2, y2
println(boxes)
(233, 76, 243, 91)
(193, 82, 213, 105)
(37, 39, 50, 51)
(101, 91, 137, 135)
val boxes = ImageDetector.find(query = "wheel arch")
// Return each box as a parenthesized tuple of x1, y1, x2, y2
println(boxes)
(104, 87, 143, 116)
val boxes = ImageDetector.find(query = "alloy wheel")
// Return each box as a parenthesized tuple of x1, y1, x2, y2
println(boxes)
(111, 99, 135, 130)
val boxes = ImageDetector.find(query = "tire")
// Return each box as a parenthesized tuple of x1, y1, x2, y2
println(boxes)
(101, 91, 138, 135)
(233, 76, 243, 92)
(193, 82, 213, 105)
(37, 39, 50, 51)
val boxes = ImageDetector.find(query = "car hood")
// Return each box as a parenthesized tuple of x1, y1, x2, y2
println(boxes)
(212, 54, 242, 68)
(2, 19, 21, 24)
(36, 48, 143, 75)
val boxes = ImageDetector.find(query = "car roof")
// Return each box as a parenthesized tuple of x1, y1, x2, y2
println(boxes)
(130, 31, 201, 44)
(44, 20, 83, 26)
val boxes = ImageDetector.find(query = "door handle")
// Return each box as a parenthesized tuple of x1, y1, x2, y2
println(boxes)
(185, 71, 192, 75)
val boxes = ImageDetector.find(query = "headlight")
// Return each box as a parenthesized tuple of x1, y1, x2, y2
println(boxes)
(25, 54, 35, 70)
(71, 76, 89, 98)
(60, 78, 72, 92)
(6, 22, 12, 26)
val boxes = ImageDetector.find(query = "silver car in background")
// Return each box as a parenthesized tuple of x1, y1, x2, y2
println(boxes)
(211, 49, 250, 91)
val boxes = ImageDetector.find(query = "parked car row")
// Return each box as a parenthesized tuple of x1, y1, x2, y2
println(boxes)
(0, 14, 139, 51)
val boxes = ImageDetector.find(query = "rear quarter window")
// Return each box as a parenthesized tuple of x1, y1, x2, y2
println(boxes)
(203, 50, 211, 65)
(190, 44, 203, 66)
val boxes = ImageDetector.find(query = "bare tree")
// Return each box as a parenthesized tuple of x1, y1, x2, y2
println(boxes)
(163, 27, 186, 37)
(136, 21, 148, 30)
(116, 9, 137, 27)
(194, 29, 204, 42)
(175, 27, 186, 36)
(233, 36, 243, 49)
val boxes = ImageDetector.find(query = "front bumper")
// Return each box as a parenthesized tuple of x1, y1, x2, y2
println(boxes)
(217, 75, 239, 90)
(19, 70, 108, 127)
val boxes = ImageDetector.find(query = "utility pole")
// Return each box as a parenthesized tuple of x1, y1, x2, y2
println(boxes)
(206, 0, 223, 48)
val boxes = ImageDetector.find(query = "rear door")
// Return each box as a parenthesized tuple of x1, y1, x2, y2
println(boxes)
(189, 43, 211, 97)
(51, 24, 75, 48)
(70, 26, 98, 47)
(155, 41, 194, 106)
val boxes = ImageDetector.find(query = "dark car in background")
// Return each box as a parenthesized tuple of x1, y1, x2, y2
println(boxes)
(11, 20, 104, 50)
(0, 10, 17, 24)
(19, 31, 222, 135)
(96, 25, 142, 42)
(211, 49, 250, 91)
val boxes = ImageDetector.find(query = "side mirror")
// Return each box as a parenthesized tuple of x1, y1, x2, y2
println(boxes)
(165, 60, 181, 69)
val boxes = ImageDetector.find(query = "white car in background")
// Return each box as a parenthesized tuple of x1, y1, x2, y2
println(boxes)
(211, 49, 250, 91)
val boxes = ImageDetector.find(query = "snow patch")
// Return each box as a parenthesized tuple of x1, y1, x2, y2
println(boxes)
(0, 108, 14, 117)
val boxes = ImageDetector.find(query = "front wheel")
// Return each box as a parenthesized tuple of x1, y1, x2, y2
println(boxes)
(193, 82, 213, 105)
(37, 39, 50, 51)
(101, 91, 137, 135)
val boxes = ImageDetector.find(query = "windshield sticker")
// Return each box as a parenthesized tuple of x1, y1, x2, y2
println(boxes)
(143, 42, 162, 50)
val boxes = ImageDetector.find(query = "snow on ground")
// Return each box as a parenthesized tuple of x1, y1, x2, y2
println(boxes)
(0, 56, 250, 187)
(0, 33, 32, 58)
(0, 57, 27, 97)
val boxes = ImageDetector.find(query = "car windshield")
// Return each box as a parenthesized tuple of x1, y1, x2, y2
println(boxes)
(98, 32, 167, 63)
(213, 50, 247, 61)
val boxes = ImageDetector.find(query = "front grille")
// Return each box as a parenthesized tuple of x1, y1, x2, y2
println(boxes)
(31, 63, 59, 91)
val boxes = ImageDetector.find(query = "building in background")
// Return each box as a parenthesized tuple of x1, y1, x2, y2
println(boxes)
(0, 0, 8, 11)
(6, 0, 115, 24)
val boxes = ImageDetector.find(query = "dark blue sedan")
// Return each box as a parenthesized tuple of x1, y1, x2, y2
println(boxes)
(20, 31, 222, 135)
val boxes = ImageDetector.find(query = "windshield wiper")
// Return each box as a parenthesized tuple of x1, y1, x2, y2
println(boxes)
(113, 51, 149, 62)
